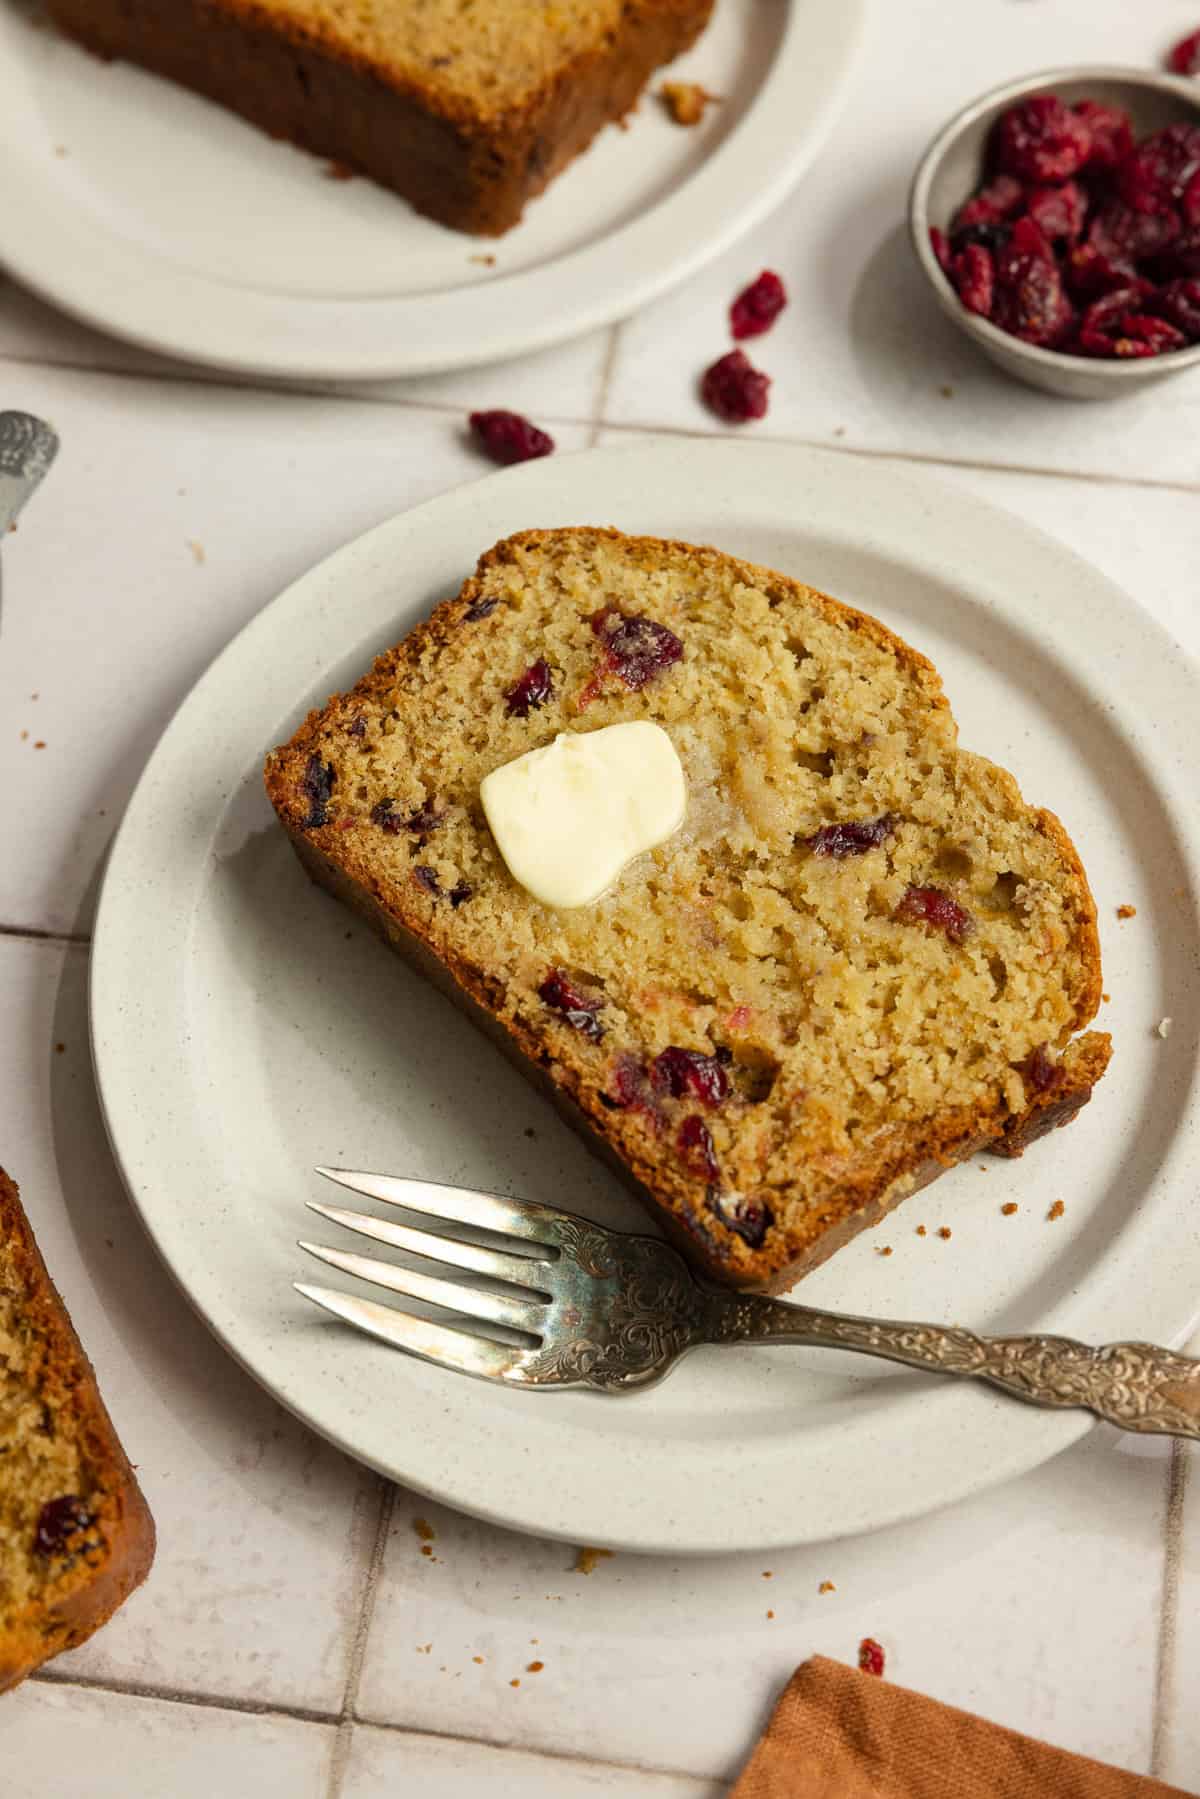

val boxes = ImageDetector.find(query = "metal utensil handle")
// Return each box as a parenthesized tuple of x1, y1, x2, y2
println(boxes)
(711, 1300, 1200, 1438)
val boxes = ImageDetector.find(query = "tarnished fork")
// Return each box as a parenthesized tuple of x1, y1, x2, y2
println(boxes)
(296, 1168, 1200, 1432)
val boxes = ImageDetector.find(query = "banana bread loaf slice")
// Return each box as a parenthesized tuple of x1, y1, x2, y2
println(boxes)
(0, 1168, 155, 1691)
(265, 528, 1111, 1292)
(46, 0, 714, 236)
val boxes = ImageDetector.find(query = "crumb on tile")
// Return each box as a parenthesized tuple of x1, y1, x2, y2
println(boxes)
(574, 1546, 613, 1575)
(413, 1517, 436, 1542)
(1047, 1200, 1065, 1222)
(34, 741, 46, 750)
(876, 1245, 893, 1256)
(858, 1637, 886, 1677)
(510, 1678, 521, 1688)
(1102, 992, 1110, 1003)
(940, 384, 954, 398)
(659, 80, 719, 126)
(526, 1661, 544, 1673)
(54, 145, 68, 156)
(762, 1570, 773, 1579)
(20, 730, 28, 741)
(470, 253, 497, 266)
(916, 1224, 927, 1237)
(1116, 904, 1137, 920)
(420, 1544, 433, 1557)
(524, 1127, 536, 1139)
(473, 1655, 484, 1664)
(187, 539, 206, 565)
(54, 1042, 65, 1055)
(819, 1580, 836, 1594)
(1156, 1017, 1173, 1039)
(1001, 1202, 1018, 1217)
(766, 1609, 775, 1619)
(937, 1226, 952, 1240)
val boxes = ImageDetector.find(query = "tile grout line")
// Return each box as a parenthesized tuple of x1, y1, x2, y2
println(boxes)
(1150, 1441, 1191, 1777)
(28, 1665, 338, 1726)
(325, 1478, 396, 1799)
(0, 923, 90, 947)
(587, 322, 623, 448)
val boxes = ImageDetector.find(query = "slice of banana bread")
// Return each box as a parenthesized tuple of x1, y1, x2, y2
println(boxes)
(265, 528, 1111, 1292)
(0, 1168, 155, 1691)
(46, 0, 714, 236)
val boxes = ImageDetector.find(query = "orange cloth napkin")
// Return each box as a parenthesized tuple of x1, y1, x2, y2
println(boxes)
(731, 1657, 1193, 1799)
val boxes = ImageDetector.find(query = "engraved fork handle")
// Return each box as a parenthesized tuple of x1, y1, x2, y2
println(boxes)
(706, 1300, 1200, 1438)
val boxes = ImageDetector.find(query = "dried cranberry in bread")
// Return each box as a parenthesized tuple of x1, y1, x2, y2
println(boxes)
(45, 0, 714, 237)
(265, 528, 1111, 1292)
(0, 1168, 154, 1690)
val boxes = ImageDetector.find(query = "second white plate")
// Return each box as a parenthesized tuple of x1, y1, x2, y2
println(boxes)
(0, 0, 861, 378)
(91, 440, 1200, 1553)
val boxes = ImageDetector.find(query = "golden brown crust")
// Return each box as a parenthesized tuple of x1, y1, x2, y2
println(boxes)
(0, 1169, 155, 1692)
(46, 0, 713, 235)
(265, 527, 1110, 1292)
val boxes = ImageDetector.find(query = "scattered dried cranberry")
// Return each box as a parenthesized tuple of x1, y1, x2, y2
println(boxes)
(1023, 1044, 1063, 1094)
(992, 95, 1091, 183)
(301, 754, 335, 829)
(858, 1637, 886, 1677)
(1025, 180, 1087, 245)
(1152, 277, 1200, 339)
(677, 1115, 720, 1182)
(706, 1187, 773, 1248)
(651, 1047, 730, 1108)
(701, 349, 771, 423)
(468, 409, 555, 465)
(539, 970, 604, 1041)
(951, 242, 995, 318)
(805, 815, 896, 859)
(1169, 27, 1200, 76)
(1073, 100, 1133, 174)
(894, 884, 974, 944)
(992, 219, 1074, 347)
(592, 611, 683, 690)
(413, 865, 441, 895)
(951, 174, 1024, 234)
(505, 657, 554, 718)
(1119, 125, 1200, 215)
(371, 797, 444, 838)
(730, 270, 787, 339)
(33, 1495, 95, 1557)
(463, 596, 499, 623)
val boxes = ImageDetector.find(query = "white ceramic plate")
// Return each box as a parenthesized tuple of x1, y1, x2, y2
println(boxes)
(0, 0, 861, 380)
(91, 441, 1200, 1554)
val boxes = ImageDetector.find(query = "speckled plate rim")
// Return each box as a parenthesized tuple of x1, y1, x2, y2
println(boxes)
(90, 440, 1200, 1554)
(0, 0, 862, 380)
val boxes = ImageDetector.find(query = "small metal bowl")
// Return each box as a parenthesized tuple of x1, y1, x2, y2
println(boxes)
(909, 66, 1200, 400)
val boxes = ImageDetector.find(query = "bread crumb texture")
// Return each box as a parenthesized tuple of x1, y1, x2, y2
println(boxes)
(266, 529, 1110, 1285)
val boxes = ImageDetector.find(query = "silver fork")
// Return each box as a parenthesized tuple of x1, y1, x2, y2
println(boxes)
(296, 1169, 1200, 1438)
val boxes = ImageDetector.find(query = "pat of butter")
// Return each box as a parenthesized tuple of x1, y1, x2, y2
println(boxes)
(480, 722, 686, 910)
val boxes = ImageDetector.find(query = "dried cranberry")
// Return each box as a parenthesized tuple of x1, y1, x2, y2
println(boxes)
(1073, 100, 1133, 173)
(33, 1495, 95, 1557)
(505, 657, 554, 718)
(950, 175, 1024, 234)
(346, 715, 366, 739)
(301, 754, 335, 829)
(804, 815, 896, 859)
(1184, 170, 1200, 229)
(1169, 27, 1200, 76)
(949, 220, 1012, 257)
(1119, 125, 1200, 215)
(992, 219, 1074, 347)
(858, 1637, 886, 1678)
(371, 797, 444, 838)
(651, 1047, 730, 1108)
(705, 1186, 773, 1248)
(1063, 244, 1148, 300)
(951, 242, 995, 318)
(539, 970, 604, 1041)
(607, 1051, 653, 1111)
(449, 881, 473, 907)
(929, 226, 953, 272)
(1077, 289, 1187, 357)
(1151, 277, 1200, 339)
(1025, 180, 1087, 246)
(1023, 1044, 1063, 1094)
(700, 349, 771, 423)
(992, 96, 1091, 183)
(1088, 201, 1180, 267)
(677, 1115, 719, 1182)
(1151, 227, 1200, 279)
(894, 884, 974, 944)
(1112, 314, 1189, 358)
(468, 409, 554, 465)
(413, 865, 441, 895)
(592, 611, 683, 690)
(730, 270, 788, 339)
(463, 596, 499, 623)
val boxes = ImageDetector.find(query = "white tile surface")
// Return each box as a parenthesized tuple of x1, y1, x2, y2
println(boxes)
(605, 0, 1200, 486)
(356, 1429, 1169, 1781)
(344, 1725, 725, 1798)
(0, 273, 610, 424)
(0, 932, 376, 1710)
(0, 362, 588, 936)
(2, 1682, 333, 1799)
